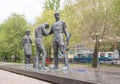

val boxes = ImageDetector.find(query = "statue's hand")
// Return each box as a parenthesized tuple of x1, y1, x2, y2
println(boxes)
(44, 23, 49, 29)
(65, 33, 71, 46)
(66, 39, 68, 43)
(65, 39, 69, 46)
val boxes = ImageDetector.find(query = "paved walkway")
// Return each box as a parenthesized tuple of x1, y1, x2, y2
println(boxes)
(0, 69, 51, 84)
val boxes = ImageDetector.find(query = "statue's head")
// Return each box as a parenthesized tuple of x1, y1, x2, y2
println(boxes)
(26, 29, 30, 35)
(54, 12, 60, 20)
(44, 23, 49, 29)
(37, 26, 41, 31)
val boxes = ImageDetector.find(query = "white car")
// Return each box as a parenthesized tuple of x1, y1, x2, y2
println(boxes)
(114, 60, 120, 65)
(100, 60, 113, 64)
(100, 59, 120, 65)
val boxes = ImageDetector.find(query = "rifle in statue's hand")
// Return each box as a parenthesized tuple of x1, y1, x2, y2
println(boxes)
(65, 33, 71, 51)
(28, 36, 32, 44)
(62, 33, 71, 67)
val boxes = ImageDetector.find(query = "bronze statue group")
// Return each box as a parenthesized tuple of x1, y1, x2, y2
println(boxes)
(22, 12, 71, 71)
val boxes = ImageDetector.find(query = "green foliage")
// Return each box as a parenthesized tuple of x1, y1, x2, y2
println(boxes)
(33, 9, 55, 58)
(112, 0, 120, 36)
(44, 0, 60, 11)
(62, 0, 116, 67)
(61, 4, 81, 46)
(113, 0, 120, 14)
(0, 13, 28, 62)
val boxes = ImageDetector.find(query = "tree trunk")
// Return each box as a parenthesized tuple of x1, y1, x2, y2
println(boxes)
(46, 45, 52, 58)
(92, 44, 98, 68)
(92, 35, 100, 68)
(118, 49, 120, 59)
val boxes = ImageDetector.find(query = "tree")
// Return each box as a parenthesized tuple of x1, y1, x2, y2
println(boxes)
(77, 0, 116, 67)
(0, 13, 28, 62)
(61, 2, 81, 46)
(44, 0, 60, 11)
(112, 0, 120, 57)
(61, 0, 115, 67)
(79, 0, 114, 67)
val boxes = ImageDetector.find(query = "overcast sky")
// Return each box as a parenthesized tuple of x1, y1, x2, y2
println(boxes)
(0, 0, 45, 24)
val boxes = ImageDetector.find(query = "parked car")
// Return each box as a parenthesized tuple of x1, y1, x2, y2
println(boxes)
(100, 59, 120, 65)
(116, 60, 120, 65)
(112, 59, 120, 65)
(99, 60, 113, 64)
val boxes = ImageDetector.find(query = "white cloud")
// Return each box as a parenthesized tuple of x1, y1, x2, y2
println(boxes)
(0, 0, 45, 24)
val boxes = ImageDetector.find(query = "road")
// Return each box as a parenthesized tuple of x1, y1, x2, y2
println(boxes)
(0, 70, 52, 84)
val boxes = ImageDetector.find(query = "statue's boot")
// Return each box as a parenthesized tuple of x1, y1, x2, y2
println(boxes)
(61, 66, 69, 71)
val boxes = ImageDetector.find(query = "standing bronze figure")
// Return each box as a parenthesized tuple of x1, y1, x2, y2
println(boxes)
(22, 29, 32, 67)
(48, 12, 71, 70)
(34, 23, 49, 70)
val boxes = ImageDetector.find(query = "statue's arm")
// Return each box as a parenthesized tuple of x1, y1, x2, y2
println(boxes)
(22, 36, 25, 47)
(43, 26, 53, 35)
(48, 26, 53, 35)
(62, 21, 69, 40)
(41, 24, 53, 36)
(28, 36, 32, 44)
(41, 26, 49, 36)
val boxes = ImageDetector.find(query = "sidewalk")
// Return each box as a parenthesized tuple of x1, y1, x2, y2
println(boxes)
(0, 69, 51, 84)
